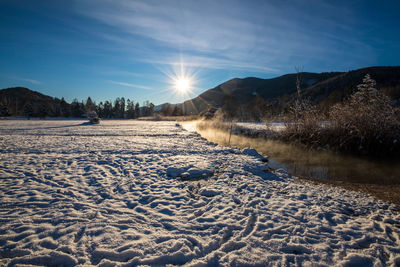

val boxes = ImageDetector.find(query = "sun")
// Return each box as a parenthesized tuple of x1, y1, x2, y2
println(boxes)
(161, 60, 197, 97)
(175, 78, 190, 93)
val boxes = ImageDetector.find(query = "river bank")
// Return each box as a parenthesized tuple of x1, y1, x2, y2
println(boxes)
(185, 120, 400, 206)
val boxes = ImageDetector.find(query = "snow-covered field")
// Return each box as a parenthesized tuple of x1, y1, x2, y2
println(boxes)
(0, 120, 399, 266)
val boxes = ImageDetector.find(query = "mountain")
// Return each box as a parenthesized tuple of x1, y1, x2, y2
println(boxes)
(299, 66, 400, 110)
(180, 72, 341, 114)
(154, 103, 178, 112)
(179, 66, 400, 115)
(0, 87, 70, 117)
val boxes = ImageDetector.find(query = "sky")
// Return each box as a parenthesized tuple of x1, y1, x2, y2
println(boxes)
(0, 0, 399, 105)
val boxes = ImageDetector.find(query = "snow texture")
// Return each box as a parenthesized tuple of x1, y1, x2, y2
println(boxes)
(0, 120, 399, 266)
(236, 122, 286, 132)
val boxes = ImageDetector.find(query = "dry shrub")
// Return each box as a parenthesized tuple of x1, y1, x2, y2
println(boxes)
(328, 74, 400, 156)
(282, 98, 323, 146)
(196, 110, 233, 131)
(282, 74, 400, 156)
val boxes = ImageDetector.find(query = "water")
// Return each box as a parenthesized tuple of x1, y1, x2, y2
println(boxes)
(183, 121, 400, 185)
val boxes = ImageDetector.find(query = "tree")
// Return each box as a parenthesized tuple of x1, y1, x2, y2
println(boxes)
(24, 103, 34, 119)
(38, 103, 50, 119)
(148, 102, 154, 116)
(60, 97, 70, 117)
(295, 66, 304, 99)
(71, 99, 84, 117)
(120, 97, 126, 118)
(135, 102, 140, 118)
(126, 99, 136, 119)
(221, 95, 239, 120)
(172, 105, 182, 116)
(291, 66, 312, 122)
(0, 103, 10, 117)
(113, 97, 121, 118)
(53, 98, 61, 117)
(97, 101, 104, 118)
(85, 97, 95, 112)
(248, 96, 267, 121)
(329, 74, 399, 155)
(142, 101, 149, 116)
(161, 104, 173, 116)
(103, 100, 113, 118)
(330, 74, 394, 132)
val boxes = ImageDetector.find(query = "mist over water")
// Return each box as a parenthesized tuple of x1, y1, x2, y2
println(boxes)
(183, 121, 400, 185)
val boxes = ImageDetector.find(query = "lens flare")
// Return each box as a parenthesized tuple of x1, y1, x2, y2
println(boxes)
(153, 56, 201, 111)
(175, 78, 190, 92)
(165, 59, 198, 97)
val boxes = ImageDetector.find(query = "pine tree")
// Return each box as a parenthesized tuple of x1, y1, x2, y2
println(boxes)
(329, 74, 398, 155)
(86, 97, 95, 112)
(346, 74, 393, 119)
(350, 74, 379, 105)
(126, 99, 136, 119)
(60, 97, 70, 117)
(104, 101, 112, 118)
(71, 99, 84, 117)
(97, 101, 104, 118)
(113, 98, 121, 118)
(120, 97, 126, 118)
(135, 103, 140, 118)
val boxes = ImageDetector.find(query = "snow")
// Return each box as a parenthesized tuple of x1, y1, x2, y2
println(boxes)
(236, 122, 267, 131)
(241, 147, 263, 158)
(0, 120, 399, 266)
(236, 122, 286, 133)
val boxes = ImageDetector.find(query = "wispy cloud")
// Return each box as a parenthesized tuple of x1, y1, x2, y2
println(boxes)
(108, 80, 152, 90)
(73, 0, 372, 74)
(1, 74, 42, 85)
(142, 54, 280, 74)
(19, 77, 42, 85)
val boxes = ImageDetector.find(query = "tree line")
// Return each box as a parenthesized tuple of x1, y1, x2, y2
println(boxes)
(0, 93, 154, 119)
(71, 97, 154, 119)
(215, 95, 272, 122)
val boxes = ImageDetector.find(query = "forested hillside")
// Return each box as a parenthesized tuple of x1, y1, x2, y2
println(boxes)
(0, 87, 154, 118)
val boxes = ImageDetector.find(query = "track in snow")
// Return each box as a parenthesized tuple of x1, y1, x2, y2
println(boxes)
(0, 120, 399, 266)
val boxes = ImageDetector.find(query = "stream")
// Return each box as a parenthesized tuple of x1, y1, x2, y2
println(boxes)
(183, 121, 400, 185)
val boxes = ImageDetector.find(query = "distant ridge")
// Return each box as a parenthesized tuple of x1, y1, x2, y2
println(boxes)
(0, 87, 69, 117)
(179, 66, 400, 114)
(300, 66, 400, 110)
(0, 87, 53, 102)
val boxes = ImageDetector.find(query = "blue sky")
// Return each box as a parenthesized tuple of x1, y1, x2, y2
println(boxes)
(0, 0, 399, 105)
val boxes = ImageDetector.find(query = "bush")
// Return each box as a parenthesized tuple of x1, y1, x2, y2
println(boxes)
(328, 74, 400, 156)
(196, 110, 233, 131)
(281, 96, 325, 147)
(282, 74, 400, 156)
